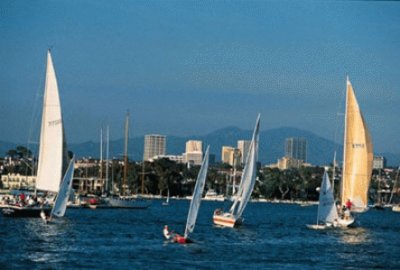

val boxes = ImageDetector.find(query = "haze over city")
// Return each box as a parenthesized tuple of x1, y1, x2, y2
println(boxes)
(1, 0, 399, 155)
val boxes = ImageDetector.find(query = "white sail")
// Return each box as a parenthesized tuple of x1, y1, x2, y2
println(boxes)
(230, 114, 260, 218)
(184, 146, 210, 238)
(318, 171, 338, 224)
(51, 157, 75, 217)
(36, 51, 68, 193)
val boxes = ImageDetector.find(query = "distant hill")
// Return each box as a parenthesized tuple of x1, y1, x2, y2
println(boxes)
(1, 127, 399, 166)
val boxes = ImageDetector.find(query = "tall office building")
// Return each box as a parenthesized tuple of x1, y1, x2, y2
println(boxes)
(183, 140, 203, 165)
(285, 137, 307, 162)
(221, 146, 241, 167)
(237, 140, 251, 165)
(143, 134, 166, 161)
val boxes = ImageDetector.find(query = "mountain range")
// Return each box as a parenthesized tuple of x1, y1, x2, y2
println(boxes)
(1, 127, 399, 166)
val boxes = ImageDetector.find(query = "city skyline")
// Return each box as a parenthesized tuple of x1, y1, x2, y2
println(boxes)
(1, 1, 399, 155)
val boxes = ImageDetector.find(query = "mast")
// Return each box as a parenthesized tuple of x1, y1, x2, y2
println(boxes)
(141, 161, 145, 194)
(123, 111, 129, 195)
(105, 125, 110, 193)
(332, 151, 336, 196)
(340, 77, 350, 206)
(100, 127, 103, 192)
(388, 165, 400, 205)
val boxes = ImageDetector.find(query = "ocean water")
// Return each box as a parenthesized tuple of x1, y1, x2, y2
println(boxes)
(0, 200, 399, 269)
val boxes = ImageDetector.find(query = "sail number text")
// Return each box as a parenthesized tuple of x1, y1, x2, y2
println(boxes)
(48, 119, 62, 127)
(352, 143, 365, 149)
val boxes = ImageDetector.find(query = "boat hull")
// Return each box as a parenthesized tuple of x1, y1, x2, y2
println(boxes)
(213, 211, 242, 228)
(392, 205, 400, 212)
(1, 205, 51, 218)
(108, 197, 151, 209)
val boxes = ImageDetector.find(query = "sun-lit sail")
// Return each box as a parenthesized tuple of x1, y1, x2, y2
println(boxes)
(341, 78, 373, 212)
(51, 157, 75, 217)
(36, 51, 69, 193)
(184, 146, 210, 238)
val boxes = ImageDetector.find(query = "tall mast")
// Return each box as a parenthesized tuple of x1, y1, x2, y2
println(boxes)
(100, 127, 103, 192)
(141, 161, 145, 194)
(332, 151, 336, 195)
(340, 77, 350, 205)
(105, 125, 110, 193)
(123, 111, 129, 195)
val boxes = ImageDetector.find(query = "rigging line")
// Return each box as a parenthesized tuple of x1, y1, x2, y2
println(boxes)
(332, 80, 347, 164)
(26, 54, 46, 169)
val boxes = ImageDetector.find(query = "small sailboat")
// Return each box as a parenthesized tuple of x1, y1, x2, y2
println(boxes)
(2, 50, 74, 218)
(108, 112, 151, 209)
(42, 156, 75, 223)
(163, 146, 210, 244)
(162, 189, 170, 206)
(338, 77, 373, 224)
(307, 169, 341, 229)
(213, 114, 260, 228)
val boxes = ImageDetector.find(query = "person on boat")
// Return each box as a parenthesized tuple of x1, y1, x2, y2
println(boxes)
(18, 193, 26, 206)
(163, 225, 173, 240)
(163, 225, 190, 244)
(40, 210, 52, 224)
(345, 199, 352, 210)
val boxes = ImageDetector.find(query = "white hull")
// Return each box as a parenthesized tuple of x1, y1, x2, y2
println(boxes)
(306, 224, 328, 230)
(392, 205, 400, 212)
(108, 196, 151, 209)
(203, 196, 225, 202)
(337, 216, 355, 227)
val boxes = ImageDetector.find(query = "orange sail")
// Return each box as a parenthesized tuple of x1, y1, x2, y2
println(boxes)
(341, 78, 373, 212)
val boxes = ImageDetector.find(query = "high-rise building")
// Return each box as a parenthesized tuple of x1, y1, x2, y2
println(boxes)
(285, 137, 307, 162)
(373, 156, 385, 169)
(143, 134, 166, 161)
(183, 140, 203, 165)
(237, 140, 251, 165)
(221, 146, 241, 167)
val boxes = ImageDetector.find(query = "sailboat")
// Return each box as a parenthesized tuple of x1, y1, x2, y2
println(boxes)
(339, 77, 373, 222)
(213, 114, 260, 228)
(2, 50, 74, 218)
(108, 112, 151, 209)
(308, 77, 372, 228)
(162, 189, 170, 206)
(307, 169, 340, 229)
(163, 146, 210, 244)
(46, 156, 75, 221)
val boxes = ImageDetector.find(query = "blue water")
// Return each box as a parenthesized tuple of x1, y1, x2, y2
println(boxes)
(0, 200, 399, 269)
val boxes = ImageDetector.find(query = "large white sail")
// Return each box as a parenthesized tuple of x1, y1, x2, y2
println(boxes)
(230, 114, 260, 218)
(184, 146, 210, 238)
(318, 171, 338, 224)
(51, 157, 75, 217)
(341, 78, 373, 212)
(36, 51, 68, 193)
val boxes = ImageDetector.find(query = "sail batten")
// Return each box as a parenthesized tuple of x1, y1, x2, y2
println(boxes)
(36, 51, 68, 193)
(341, 79, 373, 211)
(184, 146, 210, 238)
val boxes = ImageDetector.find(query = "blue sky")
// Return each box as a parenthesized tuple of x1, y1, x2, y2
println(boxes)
(1, 0, 399, 153)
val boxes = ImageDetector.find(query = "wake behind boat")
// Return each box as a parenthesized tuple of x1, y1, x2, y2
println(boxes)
(213, 114, 260, 228)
